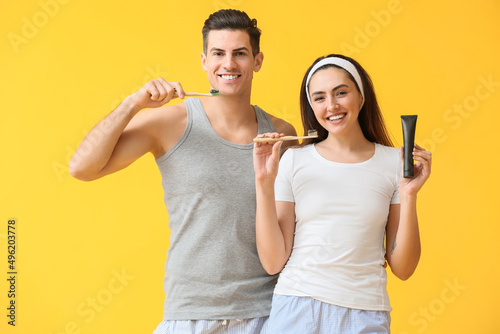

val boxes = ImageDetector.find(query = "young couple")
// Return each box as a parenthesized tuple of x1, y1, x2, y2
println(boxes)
(70, 9, 431, 334)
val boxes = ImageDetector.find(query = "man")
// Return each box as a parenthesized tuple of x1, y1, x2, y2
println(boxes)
(69, 9, 296, 334)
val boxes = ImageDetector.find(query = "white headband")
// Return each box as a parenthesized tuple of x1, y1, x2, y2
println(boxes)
(305, 57, 365, 110)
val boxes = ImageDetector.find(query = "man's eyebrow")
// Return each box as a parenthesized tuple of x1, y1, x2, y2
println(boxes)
(233, 47, 250, 52)
(209, 47, 250, 52)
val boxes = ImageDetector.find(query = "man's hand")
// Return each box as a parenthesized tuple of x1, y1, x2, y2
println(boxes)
(127, 78, 186, 111)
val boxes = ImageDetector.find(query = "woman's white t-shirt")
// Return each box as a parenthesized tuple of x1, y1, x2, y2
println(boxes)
(274, 143, 401, 311)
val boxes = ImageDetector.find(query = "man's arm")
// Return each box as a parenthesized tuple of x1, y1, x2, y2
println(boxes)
(69, 79, 186, 181)
(268, 115, 298, 151)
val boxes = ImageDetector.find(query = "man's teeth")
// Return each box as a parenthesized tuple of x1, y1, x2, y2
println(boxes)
(328, 114, 345, 121)
(221, 75, 239, 80)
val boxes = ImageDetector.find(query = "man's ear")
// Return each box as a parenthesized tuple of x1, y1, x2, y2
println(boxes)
(253, 52, 264, 72)
(201, 52, 208, 72)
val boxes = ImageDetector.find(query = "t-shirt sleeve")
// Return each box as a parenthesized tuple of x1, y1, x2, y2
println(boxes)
(391, 149, 401, 205)
(275, 149, 295, 203)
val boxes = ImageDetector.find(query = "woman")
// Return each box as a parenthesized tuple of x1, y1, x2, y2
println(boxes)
(254, 54, 432, 333)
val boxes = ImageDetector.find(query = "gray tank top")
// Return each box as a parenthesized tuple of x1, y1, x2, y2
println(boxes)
(155, 98, 277, 320)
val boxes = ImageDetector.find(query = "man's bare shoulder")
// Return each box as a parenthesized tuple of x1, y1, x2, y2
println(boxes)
(267, 114, 297, 136)
(125, 101, 188, 156)
(140, 101, 187, 123)
(128, 101, 187, 134)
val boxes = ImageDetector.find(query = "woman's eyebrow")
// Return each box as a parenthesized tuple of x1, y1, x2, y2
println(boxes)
(311, 84, 349, 96)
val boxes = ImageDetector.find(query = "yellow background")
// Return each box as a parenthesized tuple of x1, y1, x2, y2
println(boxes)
(1, 0, 499, 333)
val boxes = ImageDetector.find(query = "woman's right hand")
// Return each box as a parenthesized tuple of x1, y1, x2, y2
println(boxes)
(253, 132, 284, 182)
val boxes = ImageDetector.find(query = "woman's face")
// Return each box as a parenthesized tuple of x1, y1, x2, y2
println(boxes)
(308, 66, 363, 137)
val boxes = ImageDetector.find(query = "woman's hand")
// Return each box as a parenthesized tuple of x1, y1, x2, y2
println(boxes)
(253, 133, 284, 182)
(399, 143, 432, 197)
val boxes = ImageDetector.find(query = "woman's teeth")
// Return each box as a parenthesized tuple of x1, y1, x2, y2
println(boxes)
(328, 114, 345, 121)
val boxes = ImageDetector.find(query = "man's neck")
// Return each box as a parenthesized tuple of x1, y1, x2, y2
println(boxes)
(202, 94, 255, 124)
(200, 94, 258, 144)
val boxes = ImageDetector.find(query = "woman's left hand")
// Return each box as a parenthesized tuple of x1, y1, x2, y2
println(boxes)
(399, 144, 432, 196)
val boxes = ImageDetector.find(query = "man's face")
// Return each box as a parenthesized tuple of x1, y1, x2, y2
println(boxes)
(201, 29, 263, 97)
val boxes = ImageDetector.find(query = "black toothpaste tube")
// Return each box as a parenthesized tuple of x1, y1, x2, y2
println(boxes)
(401, 115, 418, 178)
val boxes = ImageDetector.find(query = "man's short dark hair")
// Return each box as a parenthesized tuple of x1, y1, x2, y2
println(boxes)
(202, 9, 261, 57)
